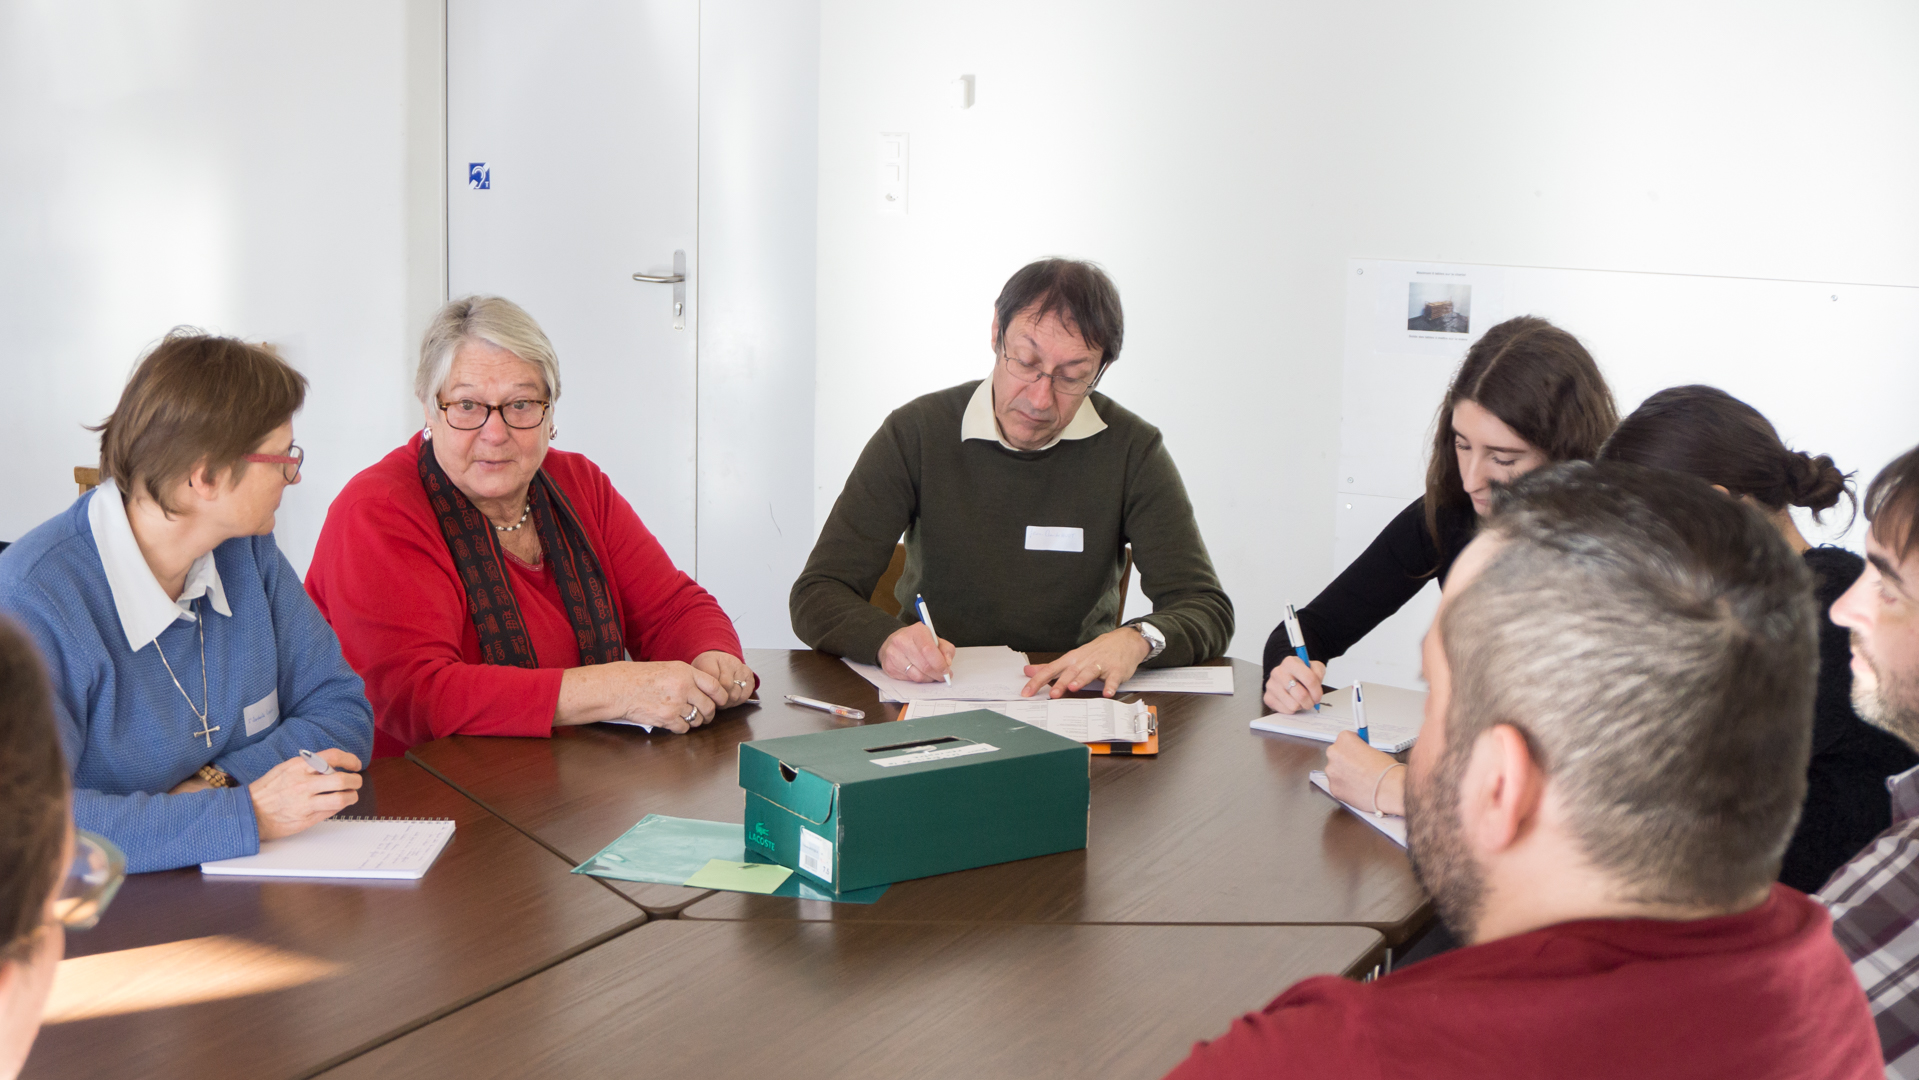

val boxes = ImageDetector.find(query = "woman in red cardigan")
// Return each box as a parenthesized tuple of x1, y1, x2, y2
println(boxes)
(306, 296, 755, 757)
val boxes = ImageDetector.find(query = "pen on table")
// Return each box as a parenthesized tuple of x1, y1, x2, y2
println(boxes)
(298, 748, 334, 774)
(1284, 603, 1320, 713)
(1352, 681, 1369, 746)
(785, 695, 866, 721)
(914, 593, 953, 685)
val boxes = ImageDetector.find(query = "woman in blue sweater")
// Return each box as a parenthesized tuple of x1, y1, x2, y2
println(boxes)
(0, 331, 372, 872)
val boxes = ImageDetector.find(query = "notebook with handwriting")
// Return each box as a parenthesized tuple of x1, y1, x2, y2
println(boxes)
(200, 818, 455, 880)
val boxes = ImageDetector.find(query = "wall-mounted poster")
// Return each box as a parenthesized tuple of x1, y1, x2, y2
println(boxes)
(1407, 281, 1470, 334)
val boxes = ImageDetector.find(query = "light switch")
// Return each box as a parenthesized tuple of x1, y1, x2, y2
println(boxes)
(878, 132, 908, 214)
(952, 75, 974, 110)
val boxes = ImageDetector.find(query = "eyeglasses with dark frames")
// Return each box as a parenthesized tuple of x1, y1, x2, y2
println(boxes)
(997, 349, 1106, 398)
(437, 398, 553, 431)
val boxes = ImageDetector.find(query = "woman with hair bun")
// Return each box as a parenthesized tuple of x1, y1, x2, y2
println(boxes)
(1600, 384, 1916, 891)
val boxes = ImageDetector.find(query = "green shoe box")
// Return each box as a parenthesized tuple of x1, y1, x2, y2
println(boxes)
(739, 710, 1090, 893)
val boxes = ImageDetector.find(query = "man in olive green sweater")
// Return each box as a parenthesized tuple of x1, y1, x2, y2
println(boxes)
(790, 259, 1233, 697)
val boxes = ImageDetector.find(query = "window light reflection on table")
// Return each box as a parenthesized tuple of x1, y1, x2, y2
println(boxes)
(42, 935, 343, 1023)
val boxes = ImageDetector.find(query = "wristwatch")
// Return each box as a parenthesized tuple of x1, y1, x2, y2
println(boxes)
(1128, 620, 1167, 662)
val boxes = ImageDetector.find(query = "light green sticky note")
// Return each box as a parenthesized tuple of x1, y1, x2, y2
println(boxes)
(682, 859, 793, 894)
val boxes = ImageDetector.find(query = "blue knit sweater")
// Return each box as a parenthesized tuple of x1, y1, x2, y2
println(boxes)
(0, 493, 374, 872)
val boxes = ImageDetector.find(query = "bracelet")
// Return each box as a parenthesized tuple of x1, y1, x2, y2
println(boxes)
(1370, 763, 1404, 818)
(197, 764, 233, 789)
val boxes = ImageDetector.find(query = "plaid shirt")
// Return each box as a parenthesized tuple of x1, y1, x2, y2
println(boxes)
(1822, 763, 1919, 1077)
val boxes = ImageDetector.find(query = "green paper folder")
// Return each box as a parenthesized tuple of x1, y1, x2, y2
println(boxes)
(572, 814, 888, 903)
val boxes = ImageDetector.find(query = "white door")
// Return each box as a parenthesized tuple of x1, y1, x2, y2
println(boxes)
(447, 0, 699, 569)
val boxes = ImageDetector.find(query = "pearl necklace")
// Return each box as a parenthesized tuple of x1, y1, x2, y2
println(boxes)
(495, 503, 532, 533)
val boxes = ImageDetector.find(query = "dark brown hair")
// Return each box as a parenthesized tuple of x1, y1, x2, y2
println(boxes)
(1446, 461, 1814, 906)
(92, 329, 307, 514)
(1866, 443, 1919, 563)
(0, 619, 70, 965)
(1424, 316, 1617, 551)
(991, 259, 1124, 370)
(1599, 385, 1853, 524)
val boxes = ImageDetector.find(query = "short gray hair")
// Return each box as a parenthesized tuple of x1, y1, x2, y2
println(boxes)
(416, 296, 563, 408)
(1442, 461, 1816, 908)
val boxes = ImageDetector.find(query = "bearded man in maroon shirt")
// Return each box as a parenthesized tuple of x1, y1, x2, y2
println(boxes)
(1168, 461, 1882, 1080)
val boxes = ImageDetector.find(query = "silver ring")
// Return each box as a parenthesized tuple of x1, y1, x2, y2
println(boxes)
(1286, 679, 1298, 690)
(681, 705, 698, 722)
(905, 662, 916, 672)
(733, 680, 748, 689)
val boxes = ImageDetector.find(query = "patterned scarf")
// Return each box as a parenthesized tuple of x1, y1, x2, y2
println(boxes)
(418, 439, 625, 667)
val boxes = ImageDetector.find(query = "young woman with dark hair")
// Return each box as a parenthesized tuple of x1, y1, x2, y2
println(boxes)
(1262, 316, 1617, 708)
(1599, 384, 1916, 892)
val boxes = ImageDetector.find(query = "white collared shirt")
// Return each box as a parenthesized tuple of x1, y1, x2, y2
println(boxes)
(959, 377, 1107, 452)
(87, 477, 232, 653)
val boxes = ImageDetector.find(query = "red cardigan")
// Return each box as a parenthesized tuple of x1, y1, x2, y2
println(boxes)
(306, 434, 743, 757)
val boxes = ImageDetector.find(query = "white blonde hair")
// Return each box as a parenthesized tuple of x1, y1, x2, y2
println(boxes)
(416, 296, 563, 409)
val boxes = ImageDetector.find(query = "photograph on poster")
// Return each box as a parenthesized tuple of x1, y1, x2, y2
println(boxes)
(1407, 282, 1471, 334)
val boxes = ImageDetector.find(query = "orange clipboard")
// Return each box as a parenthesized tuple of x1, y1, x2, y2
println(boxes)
(1089, 704, 1158, 756)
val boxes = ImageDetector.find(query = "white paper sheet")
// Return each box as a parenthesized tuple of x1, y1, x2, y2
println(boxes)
(842, 646, 1034, 702)
(901, 697, 1151, 743)
(1309, 771, 1407, 847)
(1251, 684, 1424, 752)
(1093, 666, 1236, 695)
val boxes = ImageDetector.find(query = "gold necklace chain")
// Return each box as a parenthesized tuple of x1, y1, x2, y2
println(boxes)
(154, 598, 218, 748)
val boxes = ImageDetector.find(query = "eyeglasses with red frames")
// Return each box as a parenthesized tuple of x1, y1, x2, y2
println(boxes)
(243, 443, 305, 482)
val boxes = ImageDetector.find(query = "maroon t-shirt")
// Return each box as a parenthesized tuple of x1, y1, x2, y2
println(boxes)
(1166, 885, 1881, 1080)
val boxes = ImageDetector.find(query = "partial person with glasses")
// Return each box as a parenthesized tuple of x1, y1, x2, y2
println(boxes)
(0, 331, 372, 872)
(0, 617, 125, 1080)
(307, 296, 754, 756)
(791, 258, 1233, 696)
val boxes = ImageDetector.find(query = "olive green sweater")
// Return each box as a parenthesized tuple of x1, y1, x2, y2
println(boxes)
(790, 381, 1234, 665)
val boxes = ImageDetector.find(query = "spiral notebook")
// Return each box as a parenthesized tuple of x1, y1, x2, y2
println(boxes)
(200, 818, 456, 880)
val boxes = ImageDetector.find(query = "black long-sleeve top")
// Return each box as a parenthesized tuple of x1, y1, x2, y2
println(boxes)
(1781, 547, 1919, 892)
(1261, 496, 1476, 681)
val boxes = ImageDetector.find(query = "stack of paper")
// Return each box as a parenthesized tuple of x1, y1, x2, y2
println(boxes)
(1251, 683, 1426, 752)
(901, 697, 1152, 744)
(200, 818, 456, 880)
(1309, 771, 1407, 847)
(842, 646, 1034, 702)
(1089, 666, 1236, 696)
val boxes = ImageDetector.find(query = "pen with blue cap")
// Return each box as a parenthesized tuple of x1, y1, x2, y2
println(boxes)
(1283, 603, 1319, 713)
(914, 594, 952, 685)
(1352, 681, 1369, 746)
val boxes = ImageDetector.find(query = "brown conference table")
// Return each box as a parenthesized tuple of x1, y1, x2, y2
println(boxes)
(25, 757, 649, 1080)
(409, 649, 1431, 944)
(322, 921, 1387, 1080)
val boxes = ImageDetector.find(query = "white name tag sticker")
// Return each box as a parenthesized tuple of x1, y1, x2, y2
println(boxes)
(1024, 526, 1084, 553)
(243, 689, 280, 737)
(799, 829, 833, 882)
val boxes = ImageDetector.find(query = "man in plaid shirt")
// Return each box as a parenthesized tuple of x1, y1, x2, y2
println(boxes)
(1821, 443, 1919, 1076)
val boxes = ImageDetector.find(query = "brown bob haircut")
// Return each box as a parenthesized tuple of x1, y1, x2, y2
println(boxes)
(991, 258, 1124, 372)
(1424, 316, 1617, 551)
(93, 330, 307, 514)
(1866, 443, 1919, 564)
(0, 618, 70, 965)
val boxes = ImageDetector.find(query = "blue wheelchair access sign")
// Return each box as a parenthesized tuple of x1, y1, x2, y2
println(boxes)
(468, 163, 490, 190)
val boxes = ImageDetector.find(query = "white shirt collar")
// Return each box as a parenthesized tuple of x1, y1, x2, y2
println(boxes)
(87, 477, 232, 653)
(959, 378, 1107, 452)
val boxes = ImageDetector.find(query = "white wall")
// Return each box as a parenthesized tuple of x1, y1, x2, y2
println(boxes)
(0, 1, 444, 571)
(698, 0, 820, 648)
(812, 0, 1919, 663)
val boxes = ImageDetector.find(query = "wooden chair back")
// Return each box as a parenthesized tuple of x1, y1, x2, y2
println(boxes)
(75, 467, 101, 495)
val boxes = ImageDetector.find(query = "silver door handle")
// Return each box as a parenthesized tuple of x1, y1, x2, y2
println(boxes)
(631, 272, 683, 283)
(634, 251, 687, 330)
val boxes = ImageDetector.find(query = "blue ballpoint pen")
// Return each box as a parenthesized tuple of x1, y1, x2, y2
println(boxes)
(1352, 681, 1370, 746)
(914, 594, 952, 685)
(1283, 603, 1320, 713)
